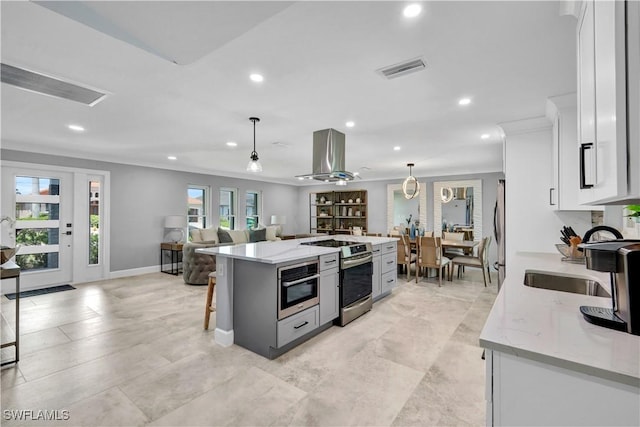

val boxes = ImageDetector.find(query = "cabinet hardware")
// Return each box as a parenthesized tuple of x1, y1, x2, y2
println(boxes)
(580, 143, 595, 189)
(293, 321, 309, 329)
(549, 188, 556, 206)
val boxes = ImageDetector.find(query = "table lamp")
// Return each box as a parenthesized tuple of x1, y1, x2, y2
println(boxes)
(270, 215, 286, 237)
(164, 215, 187, 243)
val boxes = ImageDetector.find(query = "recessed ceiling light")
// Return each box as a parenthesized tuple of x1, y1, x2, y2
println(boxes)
(345, 121, 355, 128)
(481, 134, 490, 140)
(353, 172, 360, 176)
(458, 98, 471, 106)
(249, 73, 264, 82)
(403, 4, 422, 18)
(67, 124, 85, 132)
(297, 177, 305, 180)
(393, 146, 401, 151)
(226, 141, 237, 147)
(167, 156, 177, 160)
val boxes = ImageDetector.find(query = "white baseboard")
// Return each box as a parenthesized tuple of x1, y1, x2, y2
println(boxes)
(109, 265, 161, 279)
(214, 328, 234, 347)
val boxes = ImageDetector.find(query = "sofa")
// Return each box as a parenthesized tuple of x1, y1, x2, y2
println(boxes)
(182, 226, 280, 285)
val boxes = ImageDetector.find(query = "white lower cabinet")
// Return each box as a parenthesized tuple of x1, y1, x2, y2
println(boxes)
(373, 242, 397, 300)
(486, 349, 640, 426)
(319, 265, 339, 325)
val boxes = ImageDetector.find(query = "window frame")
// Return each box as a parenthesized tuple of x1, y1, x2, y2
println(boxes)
(245, 190, 262, 230)
(219, 187, 237, 230)
(187, 185, 210, 237)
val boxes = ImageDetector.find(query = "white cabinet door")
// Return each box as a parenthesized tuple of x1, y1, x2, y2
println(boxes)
(319, 267, 339, 325)
(578, 0, 628, 204)
(547, 94, 602, 211)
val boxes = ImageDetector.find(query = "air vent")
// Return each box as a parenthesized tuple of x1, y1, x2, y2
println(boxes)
(1, 63, 107, 106)
(377, 57, 426, 79)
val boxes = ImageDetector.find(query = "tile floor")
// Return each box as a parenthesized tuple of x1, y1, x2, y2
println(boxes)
(1, 268, 498, 426)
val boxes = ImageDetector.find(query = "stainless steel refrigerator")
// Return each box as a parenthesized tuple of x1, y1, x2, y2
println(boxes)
(494, 179, 506, 289)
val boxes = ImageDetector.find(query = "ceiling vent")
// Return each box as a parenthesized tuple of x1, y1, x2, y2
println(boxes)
(1, 63, 107, 106)
(377, 57, 426, 79)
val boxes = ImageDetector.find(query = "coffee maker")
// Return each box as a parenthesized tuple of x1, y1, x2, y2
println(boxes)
(579, 240, 640, 335)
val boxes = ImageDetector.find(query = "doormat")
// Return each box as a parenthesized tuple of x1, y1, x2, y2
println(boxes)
(5, 284, 76, 300)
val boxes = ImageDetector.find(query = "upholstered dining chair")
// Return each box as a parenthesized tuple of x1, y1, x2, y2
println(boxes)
(351, 226, 363, 236)
(397, 234, 417, 279)
(450, 236, 492, 287)
(416, 236, 451, 287)
(442, 231, 466, 258)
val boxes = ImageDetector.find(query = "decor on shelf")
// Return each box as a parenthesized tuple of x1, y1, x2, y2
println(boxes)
(164, 215, 187, 243)
(246, 117, 262, 173)
(402, 163, 420, 199)
(270, 215, 286, 236)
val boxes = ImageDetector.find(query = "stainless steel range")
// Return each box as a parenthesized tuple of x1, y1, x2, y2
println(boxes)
(302, 239, 373, 325)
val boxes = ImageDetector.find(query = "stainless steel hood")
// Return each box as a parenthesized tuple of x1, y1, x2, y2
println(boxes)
(295, 128, 356, 182)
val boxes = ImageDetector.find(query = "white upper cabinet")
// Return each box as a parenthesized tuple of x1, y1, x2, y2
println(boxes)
(546, 93, 601, 211)
(577, 0, 638, 204)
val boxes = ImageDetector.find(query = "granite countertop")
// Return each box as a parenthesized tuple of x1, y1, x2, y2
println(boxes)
(480, 252, 640, 387)
(196, 235, 398, 264)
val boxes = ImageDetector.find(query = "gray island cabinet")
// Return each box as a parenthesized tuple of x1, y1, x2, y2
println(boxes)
(233, 252, 340, 359)
(197, 236, 398, 359)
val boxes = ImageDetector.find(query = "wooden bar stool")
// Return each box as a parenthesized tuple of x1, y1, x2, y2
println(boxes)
(203, 271, 216, 330)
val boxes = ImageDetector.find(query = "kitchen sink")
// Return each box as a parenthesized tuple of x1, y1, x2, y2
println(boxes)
(523, 271, 610, 297)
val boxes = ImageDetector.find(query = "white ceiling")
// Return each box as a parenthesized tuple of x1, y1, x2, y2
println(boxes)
(1, 1, 577, 185)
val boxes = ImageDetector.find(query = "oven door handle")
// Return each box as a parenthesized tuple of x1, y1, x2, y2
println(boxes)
(342, 253, 373, 269)
(282, 274, 320, 287)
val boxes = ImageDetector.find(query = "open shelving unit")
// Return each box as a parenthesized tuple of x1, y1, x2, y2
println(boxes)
(310, 190, 367, 235)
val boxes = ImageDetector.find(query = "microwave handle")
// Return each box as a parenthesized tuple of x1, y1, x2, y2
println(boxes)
(282, 274, 320, 287)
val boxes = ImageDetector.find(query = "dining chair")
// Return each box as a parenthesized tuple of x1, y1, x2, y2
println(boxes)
(443, 231, 466, 258)
(450, 236, 492, 287)
(415, 236, 451, 287)
(365, 232, 382, 237)
(397, 234, 417, 279)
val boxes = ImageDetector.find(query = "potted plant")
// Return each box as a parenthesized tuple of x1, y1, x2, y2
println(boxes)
(625, 205, 640, 222)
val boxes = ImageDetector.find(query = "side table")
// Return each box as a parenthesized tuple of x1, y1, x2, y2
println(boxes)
(160, 242, 183, 275)
(1, 261, 20, 365)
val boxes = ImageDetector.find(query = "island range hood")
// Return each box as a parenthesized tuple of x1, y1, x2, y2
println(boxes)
(295, 128, 357, 182)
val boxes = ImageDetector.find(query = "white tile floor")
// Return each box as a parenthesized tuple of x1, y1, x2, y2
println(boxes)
(1, 268, 498, 426)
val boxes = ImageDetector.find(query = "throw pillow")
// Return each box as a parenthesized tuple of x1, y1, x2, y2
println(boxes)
(201, 228, 219, 244)
(227, 229, 248, 244)
(189, 229, 202, 243)
(249, 228, 267, 242)
(217, 228, 233, 244)
(265, 225, 278, 241)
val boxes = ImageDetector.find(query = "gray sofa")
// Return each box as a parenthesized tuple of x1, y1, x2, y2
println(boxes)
(182, 226, 280, 285)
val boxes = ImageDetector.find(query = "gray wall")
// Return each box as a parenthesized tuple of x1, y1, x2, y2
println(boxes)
(2, 148, 503, 272)
(296, 172, 504, 266)
(2, 149, 299, 272)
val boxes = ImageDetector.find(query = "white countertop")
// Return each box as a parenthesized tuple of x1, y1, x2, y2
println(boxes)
(196, 235, 397, 264)
(480, 252, 640, 387)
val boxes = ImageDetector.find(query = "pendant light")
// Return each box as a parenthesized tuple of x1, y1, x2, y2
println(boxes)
(246, 117, 262, 172)
(402, 163, 420, 199)
(441, 187, 454, 203)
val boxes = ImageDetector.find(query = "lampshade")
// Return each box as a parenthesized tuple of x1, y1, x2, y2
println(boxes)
(270, 215, 286, 225)
(164, 215, 187, 228)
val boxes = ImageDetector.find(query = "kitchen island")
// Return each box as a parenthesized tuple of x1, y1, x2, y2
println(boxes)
(480, 252, 640, 426)
(197, 235, 398, 359)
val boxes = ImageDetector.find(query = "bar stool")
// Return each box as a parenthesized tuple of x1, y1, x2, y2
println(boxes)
(203, 271, 216, 330)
